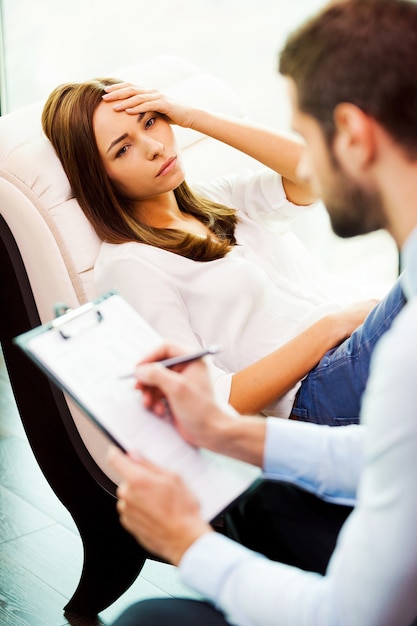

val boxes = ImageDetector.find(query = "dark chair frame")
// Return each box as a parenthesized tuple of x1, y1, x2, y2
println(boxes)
(0, 214, 150, 618)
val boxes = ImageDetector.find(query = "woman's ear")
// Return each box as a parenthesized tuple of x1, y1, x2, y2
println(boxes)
(332, 103, 376, 174)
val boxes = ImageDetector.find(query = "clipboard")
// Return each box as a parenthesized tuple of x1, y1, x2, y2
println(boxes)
(14, 291, 261, 521)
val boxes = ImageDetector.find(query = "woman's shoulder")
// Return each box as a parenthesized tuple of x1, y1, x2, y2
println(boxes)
(194, 168, 291, 209)
(96, 240, 182, 272)
(98, 240, 168, 259)
(192, 168, 273, 204)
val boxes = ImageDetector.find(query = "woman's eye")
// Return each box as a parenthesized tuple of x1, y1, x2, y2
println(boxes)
(145, 116, 156, 129)
(116, 145, 129, 158)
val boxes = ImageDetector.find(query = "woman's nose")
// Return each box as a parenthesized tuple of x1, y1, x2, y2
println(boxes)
(145, 138, 164, 160)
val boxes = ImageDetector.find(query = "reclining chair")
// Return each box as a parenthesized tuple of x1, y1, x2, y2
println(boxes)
(0, 55, 256, 619)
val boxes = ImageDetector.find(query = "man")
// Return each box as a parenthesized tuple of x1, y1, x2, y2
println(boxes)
(109, 1, 417, 624)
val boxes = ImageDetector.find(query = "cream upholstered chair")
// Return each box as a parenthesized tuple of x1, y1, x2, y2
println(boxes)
(0, 55, 258, 619)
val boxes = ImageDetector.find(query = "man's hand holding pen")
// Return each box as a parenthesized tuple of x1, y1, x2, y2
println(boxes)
(132, 343, 227, 449)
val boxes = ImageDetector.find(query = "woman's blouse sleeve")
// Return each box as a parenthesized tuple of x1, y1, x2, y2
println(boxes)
(194, 168, 314, 233)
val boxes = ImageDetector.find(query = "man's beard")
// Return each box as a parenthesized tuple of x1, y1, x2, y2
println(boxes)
(325, 163, 386, 239)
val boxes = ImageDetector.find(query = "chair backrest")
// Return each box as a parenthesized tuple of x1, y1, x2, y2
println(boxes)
(0, 54, 254, 485)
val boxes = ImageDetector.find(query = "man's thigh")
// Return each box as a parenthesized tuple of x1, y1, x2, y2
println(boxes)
(224, 480, 353, 574)
(112, 598, 230, 626)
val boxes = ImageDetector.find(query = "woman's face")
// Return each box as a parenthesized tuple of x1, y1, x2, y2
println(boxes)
(93, 100, 186, 202)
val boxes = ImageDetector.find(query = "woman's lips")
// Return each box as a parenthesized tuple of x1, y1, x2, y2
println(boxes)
(157, 156, 177, 176)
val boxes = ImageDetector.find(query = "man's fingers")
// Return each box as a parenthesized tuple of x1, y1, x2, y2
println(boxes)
(107, 445, 133, 477)
(107, 445, 170, 481)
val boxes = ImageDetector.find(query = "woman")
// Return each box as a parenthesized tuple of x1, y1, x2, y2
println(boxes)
(41, 79, 405, 425)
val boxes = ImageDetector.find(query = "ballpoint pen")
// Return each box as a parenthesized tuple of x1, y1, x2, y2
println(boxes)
(118, 344, 222, 379)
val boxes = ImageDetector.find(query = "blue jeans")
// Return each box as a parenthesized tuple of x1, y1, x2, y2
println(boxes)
(291, 277, 406, 426)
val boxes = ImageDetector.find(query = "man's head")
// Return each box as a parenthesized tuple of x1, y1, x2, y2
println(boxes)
(279, 0, 417, 240)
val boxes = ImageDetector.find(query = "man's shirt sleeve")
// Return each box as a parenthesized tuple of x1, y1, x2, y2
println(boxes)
(263, 417, 364, 505)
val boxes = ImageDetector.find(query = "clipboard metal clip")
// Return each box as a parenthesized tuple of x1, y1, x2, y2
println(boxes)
(52, 302, 103, 340)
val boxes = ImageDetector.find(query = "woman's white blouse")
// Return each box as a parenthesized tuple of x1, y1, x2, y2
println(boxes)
(95, 169, 350, 417)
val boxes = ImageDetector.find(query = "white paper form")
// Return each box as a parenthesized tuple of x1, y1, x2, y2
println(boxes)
(16, 293, 260, 521)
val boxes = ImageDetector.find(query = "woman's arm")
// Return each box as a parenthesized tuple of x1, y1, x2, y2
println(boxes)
(102, 84, 315, 206)
(230, 300, 377, 415)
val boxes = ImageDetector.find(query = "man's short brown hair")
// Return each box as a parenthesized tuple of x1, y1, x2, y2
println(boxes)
(279, 0, 417, 157)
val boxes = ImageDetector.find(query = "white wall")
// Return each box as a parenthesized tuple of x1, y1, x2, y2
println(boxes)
(2, 0, 324, 122)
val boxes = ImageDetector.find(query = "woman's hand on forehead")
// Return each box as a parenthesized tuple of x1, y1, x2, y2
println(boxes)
(102, 83, 195, 128)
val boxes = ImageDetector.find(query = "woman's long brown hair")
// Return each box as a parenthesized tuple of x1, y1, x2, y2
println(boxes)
(42, 78, 238, 261)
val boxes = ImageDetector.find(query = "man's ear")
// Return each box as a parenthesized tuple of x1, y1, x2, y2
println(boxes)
(332, 103, 376, 172)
